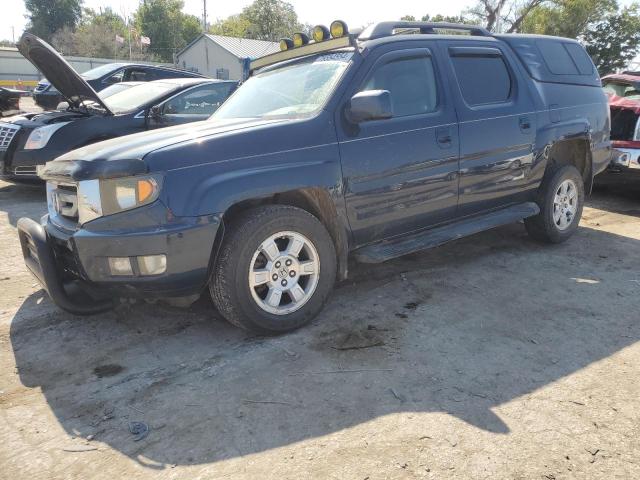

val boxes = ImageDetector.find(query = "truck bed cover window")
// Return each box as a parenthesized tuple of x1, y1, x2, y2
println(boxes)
(496, 35, 600, 87)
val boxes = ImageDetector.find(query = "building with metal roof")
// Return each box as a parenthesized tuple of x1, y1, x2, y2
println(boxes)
(175, 34, 279, 81)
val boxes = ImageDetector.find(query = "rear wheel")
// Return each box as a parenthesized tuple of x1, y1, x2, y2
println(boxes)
(525, 164, 584, 243)
(210, 205, 337, 334)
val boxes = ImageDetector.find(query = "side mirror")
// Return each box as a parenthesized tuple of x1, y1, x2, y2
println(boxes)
(149, 105, 162, 119)
(346, 90, 393, 123)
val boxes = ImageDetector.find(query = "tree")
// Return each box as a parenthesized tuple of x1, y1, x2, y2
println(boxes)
(584, 4, 640, 73)
(467, 0, 548, 32)
(521, 0, 616, 38)
(209, 15, 252, 37)
(134, 0, 202, 62)
(242, 0, 303, 41)
(211, 0, 303, 41)
(25, 0, 83, 41)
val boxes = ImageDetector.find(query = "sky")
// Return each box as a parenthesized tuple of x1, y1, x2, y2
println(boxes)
(0, 0, 474, 42)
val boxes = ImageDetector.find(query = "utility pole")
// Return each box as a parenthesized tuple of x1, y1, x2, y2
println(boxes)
(203, 0, 207, 32)
(11, 26, 15, 45)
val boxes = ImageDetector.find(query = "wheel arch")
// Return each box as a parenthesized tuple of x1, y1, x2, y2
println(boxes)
(212, 187, 350, 282)
(542, 136, 593, 192)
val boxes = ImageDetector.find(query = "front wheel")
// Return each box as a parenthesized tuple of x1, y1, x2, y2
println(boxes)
(210, 205, 337, 334)
(525, 164, 585, 243)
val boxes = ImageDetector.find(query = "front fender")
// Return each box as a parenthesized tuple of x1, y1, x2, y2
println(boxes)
(161, 143, 344, 217)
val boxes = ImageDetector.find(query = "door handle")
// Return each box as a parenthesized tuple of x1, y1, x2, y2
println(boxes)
(436, 127, 452, 149)
(519, 116, 532, 132)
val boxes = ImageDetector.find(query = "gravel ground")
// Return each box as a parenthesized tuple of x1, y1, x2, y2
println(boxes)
(0, 175, 638, 480)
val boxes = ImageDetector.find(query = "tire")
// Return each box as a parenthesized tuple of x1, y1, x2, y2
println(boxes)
(210, 205, 337, 334)
(525, 164, 585, 243)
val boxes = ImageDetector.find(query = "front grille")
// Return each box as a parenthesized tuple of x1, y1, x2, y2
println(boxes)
(48, 183, 79, 222)
(13, 166, 37, 176)
(0, 123, 20, 150)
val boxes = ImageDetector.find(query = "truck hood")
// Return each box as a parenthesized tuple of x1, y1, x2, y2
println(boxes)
(40, 117, 289, 182)
(18, 33, 112, 114)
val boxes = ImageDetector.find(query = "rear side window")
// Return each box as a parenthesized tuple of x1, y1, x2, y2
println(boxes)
(362, 56, 438, 117)
(451, 55, 512, 106)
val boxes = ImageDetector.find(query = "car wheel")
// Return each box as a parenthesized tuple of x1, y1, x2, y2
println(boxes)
(210, 205, 337, 334)
(525, 164, 584, 243)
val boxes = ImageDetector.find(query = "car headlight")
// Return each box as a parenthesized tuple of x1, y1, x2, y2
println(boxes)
(24, 122, 70, 150)
(77, 174, 162, 224)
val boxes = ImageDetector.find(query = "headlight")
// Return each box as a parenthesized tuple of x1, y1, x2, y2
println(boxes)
(24, 122, 70, 150)
(77, 174, 162, 224)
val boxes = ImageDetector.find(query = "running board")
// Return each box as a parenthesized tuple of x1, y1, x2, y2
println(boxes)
(353, 202, 540, 264)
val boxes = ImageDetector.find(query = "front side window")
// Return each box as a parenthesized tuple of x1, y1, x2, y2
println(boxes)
(162, 84, 235, 115)
(452, 55, 512, 106)
(126, 68, 149, 81)
(361, 56, 438, 117)
(213, 51, 353, 120)
(103, 70, 124, 85)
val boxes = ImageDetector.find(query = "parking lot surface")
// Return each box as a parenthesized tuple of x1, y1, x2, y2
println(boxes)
(0, 177, 638, 479)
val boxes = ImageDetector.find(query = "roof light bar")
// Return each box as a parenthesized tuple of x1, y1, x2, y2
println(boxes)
(250, 35, 353, 72)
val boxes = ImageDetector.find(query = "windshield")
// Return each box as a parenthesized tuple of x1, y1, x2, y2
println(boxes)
(81, 64, 125, 80)
(603, 80, 640, 99)
(213, 51, 353, 120)
(102, 82, 177, 114)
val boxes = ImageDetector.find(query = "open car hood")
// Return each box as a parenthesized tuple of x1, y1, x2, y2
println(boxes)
(18, 33, 112, 114)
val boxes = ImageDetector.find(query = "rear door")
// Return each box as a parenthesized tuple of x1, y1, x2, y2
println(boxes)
(337, 43, 460, 245)
(443, 41, 536, 216)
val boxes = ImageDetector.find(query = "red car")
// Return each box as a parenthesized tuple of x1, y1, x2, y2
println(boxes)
(603, 72, 640, 175)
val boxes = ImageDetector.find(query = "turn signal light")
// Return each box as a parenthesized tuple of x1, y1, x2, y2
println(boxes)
(137, 178, 156, 203)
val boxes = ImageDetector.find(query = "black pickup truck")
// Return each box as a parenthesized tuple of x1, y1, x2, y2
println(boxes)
(18, 21, 611, 334)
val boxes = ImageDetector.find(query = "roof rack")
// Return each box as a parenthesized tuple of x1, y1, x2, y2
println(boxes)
(358, 21, 491, 41)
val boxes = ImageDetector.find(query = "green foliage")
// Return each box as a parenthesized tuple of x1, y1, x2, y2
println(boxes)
(209, 15, 253, 37)
(209, 0, 303, 41)
(521, 0, 617, 38)
(134, 0, 202, 62)
(25, 0, 83, 41)
(584, 4, 640, 74)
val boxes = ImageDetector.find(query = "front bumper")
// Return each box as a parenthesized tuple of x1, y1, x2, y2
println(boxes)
(18, 209, 221, 315)
(609, 148, 640, 172)
(18, 217, 115, 315)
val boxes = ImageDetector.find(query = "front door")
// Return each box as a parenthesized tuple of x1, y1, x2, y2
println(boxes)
(337, 45, 460, 246)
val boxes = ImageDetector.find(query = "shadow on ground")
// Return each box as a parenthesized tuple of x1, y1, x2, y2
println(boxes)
(0, 182, 45, 227)
(9, 210, 639, 468)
